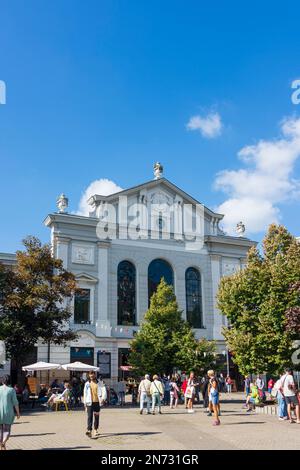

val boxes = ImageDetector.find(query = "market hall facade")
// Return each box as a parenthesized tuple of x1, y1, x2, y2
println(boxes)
(0, 165, 256, 384)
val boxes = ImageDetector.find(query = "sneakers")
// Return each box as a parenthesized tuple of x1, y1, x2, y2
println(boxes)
(213, 420, 220, 426)
(140, 409, 143, 415)
(188, 409, 195, 413)
(94, 429, 100, 437)
(207, 411, 212, 416)
(85, 430, 92, 438)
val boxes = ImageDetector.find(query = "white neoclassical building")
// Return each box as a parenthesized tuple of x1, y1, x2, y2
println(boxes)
(1, 164, 256, 383)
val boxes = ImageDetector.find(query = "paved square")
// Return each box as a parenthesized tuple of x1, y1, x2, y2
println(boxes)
(7, 394, 300, 450)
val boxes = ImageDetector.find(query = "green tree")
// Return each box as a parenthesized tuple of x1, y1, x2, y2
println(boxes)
(0, 236, 78, 369)
(217, 224, 300, 375)
(129, 278, 216, 376)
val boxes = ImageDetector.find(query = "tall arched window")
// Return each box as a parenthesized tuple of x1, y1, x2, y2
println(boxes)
(148, 258, 173, 304)
(185, 267, 203, 328)
(118, 261, 136, 325)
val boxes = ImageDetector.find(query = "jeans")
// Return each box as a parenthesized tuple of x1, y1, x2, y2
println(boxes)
(277, 393, 287, 418)
(152, 393, 161, 412)
(118, 391, 125, 406)
(140, 392, 151, 412)
(163, 390, 170, 405)
(226, 384, 232, 393)
(87, 402, 100, 431)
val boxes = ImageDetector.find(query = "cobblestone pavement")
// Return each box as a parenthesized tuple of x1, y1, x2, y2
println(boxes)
(6, 393, 300, 450)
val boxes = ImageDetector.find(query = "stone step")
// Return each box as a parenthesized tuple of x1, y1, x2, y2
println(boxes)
(255, 404, 278, 415)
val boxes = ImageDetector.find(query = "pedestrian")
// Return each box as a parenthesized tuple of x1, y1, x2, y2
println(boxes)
(244, 375, 251, 398)
(181, 376, 188, 408)
(169, 376, 180, 409)
(138, 374, 151, 415)
(267, 378, 274, 396)
(202, 371, 212, 415)
(185, 371, 196, 413)
(219, 373, 226, 393)
(273, 376, 288, 420)
(280, 368, 300, 424)
(117, 378, 126, 406)
(83, 371, 107, 438)
(0, 375, 20, 450)
(163, 375, 171, 406)
(225, 375, 232, 393)
(256, 375, 265, 400)
(150, 375, 164, 415)
(209, 378, 220, 426)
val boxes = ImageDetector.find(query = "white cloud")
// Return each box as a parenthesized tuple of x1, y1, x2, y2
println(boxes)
(215, 117, 300, 235)
(76, 178, 123, 216)
(186, 112, 222, 138)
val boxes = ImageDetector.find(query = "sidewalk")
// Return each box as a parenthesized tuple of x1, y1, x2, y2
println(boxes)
(7, 393, 300, 450)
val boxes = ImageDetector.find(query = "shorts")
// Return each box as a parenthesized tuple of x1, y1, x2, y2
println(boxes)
(211, 396, 219, 406)
(284, 395, 299, 406)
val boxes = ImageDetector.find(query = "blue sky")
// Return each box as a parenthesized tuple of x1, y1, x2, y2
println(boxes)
(1, 1, 300, 252)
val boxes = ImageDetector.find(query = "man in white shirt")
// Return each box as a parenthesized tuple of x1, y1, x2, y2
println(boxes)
(138, 374, 151, 415)
(280, 368, 300, 424)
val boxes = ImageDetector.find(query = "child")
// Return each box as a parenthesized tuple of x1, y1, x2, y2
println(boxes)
(209, 378, 220, 426)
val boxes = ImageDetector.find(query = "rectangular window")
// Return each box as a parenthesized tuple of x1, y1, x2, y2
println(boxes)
(70, 347, 94, 366)
(74, 289, 90, 324)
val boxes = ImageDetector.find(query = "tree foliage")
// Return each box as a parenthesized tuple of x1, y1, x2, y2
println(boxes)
(0, 236, 78, 365)
(217, 224, 300, 375)
(129, 278, 216, 376)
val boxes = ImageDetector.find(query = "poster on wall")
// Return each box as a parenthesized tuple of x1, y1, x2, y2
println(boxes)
(97, 351, 111, 378)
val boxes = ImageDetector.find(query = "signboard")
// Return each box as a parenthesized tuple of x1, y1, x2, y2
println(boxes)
(97, 351, 111, 379)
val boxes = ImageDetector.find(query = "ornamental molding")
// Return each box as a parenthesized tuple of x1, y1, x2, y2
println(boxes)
(72, 243, 95, 265)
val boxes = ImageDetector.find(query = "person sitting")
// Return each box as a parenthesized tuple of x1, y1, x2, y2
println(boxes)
(37, 384, 49, 405)
(45, 381, 70, 408)
(246, 380, 261, 411)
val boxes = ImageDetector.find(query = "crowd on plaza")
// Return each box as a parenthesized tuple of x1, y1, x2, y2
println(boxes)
(1, 367, 300, 449)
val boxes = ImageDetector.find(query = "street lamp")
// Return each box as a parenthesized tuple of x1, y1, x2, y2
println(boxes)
(222, 348, 230, 377)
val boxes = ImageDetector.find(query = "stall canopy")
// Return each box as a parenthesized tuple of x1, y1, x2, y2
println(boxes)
(61, 361, 99, 372)
(22, 361, 61, 371)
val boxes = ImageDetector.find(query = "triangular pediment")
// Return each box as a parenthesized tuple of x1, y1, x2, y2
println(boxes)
(88, 177, 223, 220)
(75, 272, 98, 284)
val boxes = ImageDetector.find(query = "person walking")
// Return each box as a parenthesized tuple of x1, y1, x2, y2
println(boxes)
(0, 375, 20, 450)
(138, 374, 151, 415)
(280, 368, 300, 424)
(225, 375, 232, 393)
(117, 379, 126, 406)
(181, 376, 188, 408)
(169, 376, 180, 409)
(150, 375, 164, 415)
(244, 375, 251, 397)
(185, 372, 196, 413)
(83, 371, 107, 438)
(209, 378, 220, 426)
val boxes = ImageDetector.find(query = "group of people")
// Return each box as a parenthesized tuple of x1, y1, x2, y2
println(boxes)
(2, 366, 300, 449)
(138, 370, 222, 425)
(244, 369, 300, 424)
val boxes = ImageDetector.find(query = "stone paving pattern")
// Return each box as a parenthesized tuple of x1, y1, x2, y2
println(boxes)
(7, 393, 300, 450)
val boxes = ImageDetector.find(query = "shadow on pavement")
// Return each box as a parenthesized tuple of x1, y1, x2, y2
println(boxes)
(40, 446, 91, 450)
(98, 431, 161, 438)
(222, 421, 266, 425)
(12, 433, 56, 437)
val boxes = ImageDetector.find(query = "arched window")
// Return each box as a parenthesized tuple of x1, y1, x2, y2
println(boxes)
(118, 261, 136, 325)
(148, 258, 173, 304)
(185, 267, 203, 328)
